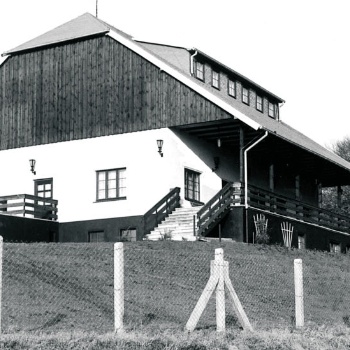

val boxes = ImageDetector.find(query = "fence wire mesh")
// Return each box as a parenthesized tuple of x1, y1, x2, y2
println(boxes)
(2, 243, 114, 333)
(1, 240, 350, 334)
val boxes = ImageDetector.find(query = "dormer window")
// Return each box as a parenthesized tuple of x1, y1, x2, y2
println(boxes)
(212, 70, 220, 89)
(195, 61, 204, 81)
(256, 95, 263, 112)
(268, 102, 275, 118)
(228, 80, 236, 98)
(242, 87, 249, 105)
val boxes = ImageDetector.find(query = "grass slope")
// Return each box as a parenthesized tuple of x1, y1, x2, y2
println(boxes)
(2, 241, 350, 348)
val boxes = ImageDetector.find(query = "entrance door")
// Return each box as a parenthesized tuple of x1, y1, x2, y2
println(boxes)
(34, 178, 53, 218)
(34, 178, 53, 199)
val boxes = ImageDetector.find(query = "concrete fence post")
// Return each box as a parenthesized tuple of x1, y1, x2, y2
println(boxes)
(114, 242, 124, 333)
(294, 258, 304, 328)
(186, 248, 252, 332)
(215, 248, 225, 332)
(0, 236, 3, 335)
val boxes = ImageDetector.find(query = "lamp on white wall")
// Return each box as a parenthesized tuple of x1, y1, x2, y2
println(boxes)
(157, 139, 164, 157)
(29, 159, 36, 175)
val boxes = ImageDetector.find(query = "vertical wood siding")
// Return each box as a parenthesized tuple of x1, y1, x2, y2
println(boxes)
(0, 36, 232, 150)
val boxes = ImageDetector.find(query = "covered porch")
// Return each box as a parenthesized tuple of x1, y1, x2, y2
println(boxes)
(173, 118, 350, 247)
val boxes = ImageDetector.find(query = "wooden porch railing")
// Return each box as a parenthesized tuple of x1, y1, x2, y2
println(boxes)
(143, 187, 181, 236)
(247, 185, 350, 233)
(0, 194, 58, 221)
(197, 183, 243, 237)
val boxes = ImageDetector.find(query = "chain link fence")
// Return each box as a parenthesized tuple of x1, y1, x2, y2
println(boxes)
(1, 239, 350, 334)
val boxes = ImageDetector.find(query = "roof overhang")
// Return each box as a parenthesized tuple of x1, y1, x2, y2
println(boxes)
(174, 119, 350, 187)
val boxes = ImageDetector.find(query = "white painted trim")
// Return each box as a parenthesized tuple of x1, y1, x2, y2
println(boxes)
(106, 31, 261, 131)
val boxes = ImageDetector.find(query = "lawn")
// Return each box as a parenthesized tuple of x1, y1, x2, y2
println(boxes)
(1, 241, 350, 348)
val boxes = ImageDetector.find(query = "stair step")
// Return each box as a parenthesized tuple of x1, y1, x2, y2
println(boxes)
(147, 206, 203, 241)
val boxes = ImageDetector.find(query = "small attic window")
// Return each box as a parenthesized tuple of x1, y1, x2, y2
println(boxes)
(242, 87, 249, 105)
(256, 95, 263, 112)
(228, 80, 236, 98)
(195, 61, 204, 81)
(268, 102, 275, 118)
(212, 70, 220, 89)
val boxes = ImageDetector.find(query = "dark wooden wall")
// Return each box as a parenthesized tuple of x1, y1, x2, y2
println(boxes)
(0, 35, 232, 150)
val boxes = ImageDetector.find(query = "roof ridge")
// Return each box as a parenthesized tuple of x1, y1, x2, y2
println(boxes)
(2, 13, 110, 56)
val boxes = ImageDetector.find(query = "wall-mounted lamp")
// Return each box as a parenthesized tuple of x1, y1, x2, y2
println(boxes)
(212, 156, 220, 172)
(157, 139, 164, 157)
(217, 138, 221, 148)
(29, 159, 36, 175)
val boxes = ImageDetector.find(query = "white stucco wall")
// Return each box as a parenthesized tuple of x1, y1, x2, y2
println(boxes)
(0, 128, 237, 222)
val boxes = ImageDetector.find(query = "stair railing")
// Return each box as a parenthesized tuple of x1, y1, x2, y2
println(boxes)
(143, 187, 181, 237)
(197, 183, 243, 237)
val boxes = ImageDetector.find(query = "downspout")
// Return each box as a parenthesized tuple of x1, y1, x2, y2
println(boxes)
(190, 49, 198, 76)
(243, 131, 269, 242)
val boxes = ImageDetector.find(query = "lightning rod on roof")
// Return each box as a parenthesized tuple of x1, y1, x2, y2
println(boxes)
(96, 0, 98, 18)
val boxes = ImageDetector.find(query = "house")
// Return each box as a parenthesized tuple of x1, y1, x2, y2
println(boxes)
(1, 13, 350, 250)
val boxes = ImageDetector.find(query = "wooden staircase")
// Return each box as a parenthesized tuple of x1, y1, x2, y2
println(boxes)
(145, 206, 202, 241)
(197, 182, 243, 237)
(143, 183, 243, 241)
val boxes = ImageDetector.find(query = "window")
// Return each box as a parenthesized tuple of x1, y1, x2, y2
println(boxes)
(89, 231, 105, 243)
(298, 234, 305, 249)
(330, 242, 341, 253)
(34, 178, 53, 199)
(120, 228, 137, 242)
(228, 80, 236, 97)
(256, 95, 263, 112)
(268, 102, 275, 118)
(242, 87, 249, 105)
(212, 70, 220, 89)
(195, 61, 204, 81)
(96, 168, 126, 201)
(185, 169, 200, 202)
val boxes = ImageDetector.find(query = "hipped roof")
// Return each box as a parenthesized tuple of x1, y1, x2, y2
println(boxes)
(2, 13, 350, 178)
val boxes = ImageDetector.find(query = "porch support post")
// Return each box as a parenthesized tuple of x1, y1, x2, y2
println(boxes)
(269, 164, 274, 192)
(243, 131, 269, 244)
(317, 182, 323, 208)
(239, 126, 245, 183)
(337, 185, 342, 208)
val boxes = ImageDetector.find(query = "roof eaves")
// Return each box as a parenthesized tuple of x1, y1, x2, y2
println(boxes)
(268, 127, 350, 173)
(106, 31, 262, 131)
(192, 48, 285, 104)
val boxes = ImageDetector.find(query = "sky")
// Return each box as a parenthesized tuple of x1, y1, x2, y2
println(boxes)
(0, 0, 349, 149)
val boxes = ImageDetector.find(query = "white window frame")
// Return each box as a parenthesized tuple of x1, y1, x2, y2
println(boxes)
(268, 102, 275, 118)
(228, 80, 236, 97)
(89, 230, 105, 243)
(96, 168, 126, 201)
(120, 228, 137, 242)
(185, 168, 201, 202)
(330, 242, 341, 254)
(212, 70, 219, 89)
(195, 61, 204, 81)
(242, 87, 249, 105)
(256, 95, 263, 112)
